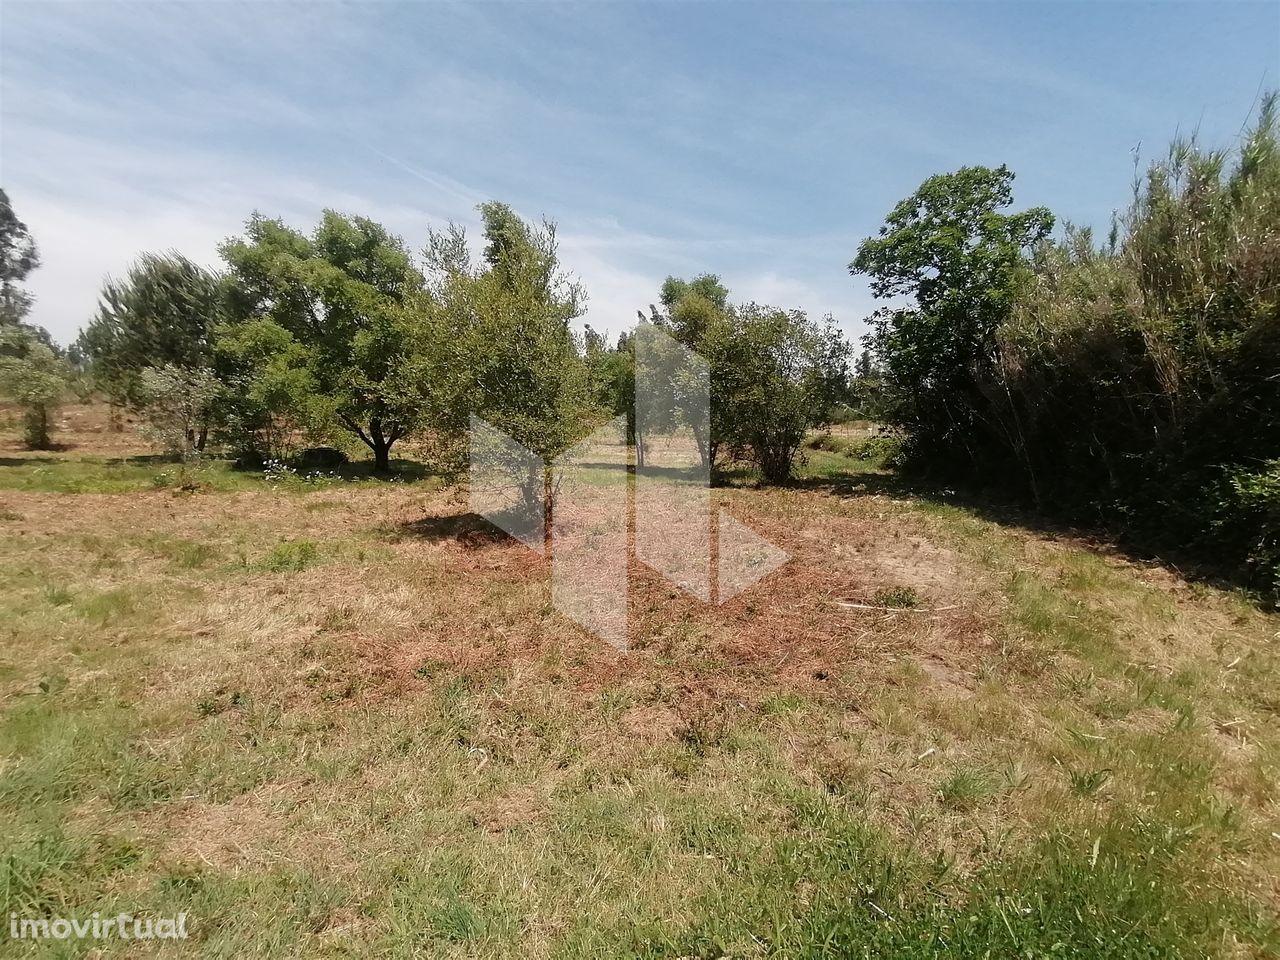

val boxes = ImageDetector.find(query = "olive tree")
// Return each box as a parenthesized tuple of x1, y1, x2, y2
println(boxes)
(648, 274, 850, 482)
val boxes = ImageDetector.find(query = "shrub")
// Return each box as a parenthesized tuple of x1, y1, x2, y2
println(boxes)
(0, 328, 68, 450)
(805, 432, 842, 453)
(136, 364, 220, 461)
(848, 434, 902, 466)
(1220, 460, 1280, 605)
(852, 95, 1280, 597)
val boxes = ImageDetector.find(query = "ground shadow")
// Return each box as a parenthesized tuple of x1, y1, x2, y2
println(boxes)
(333, 459, 434, 482)
(393, 511, 514, 549)
(229, 456, 434, 483)
(0, 452, 176, 467)
(796, 464, 1264, 602)
(0, 456, 64, 467)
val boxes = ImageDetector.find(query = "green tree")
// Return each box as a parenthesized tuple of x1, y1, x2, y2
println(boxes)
(78, 253, 225, 440)
(645, 274, 733, 468)
(585, 328, 634, 436)
(136, 364, 221, 463)
(0, 192, 66, 449)
(211, 316, 318, 463)
(0, 326, 67, 450)
(0, 188, 40, 328)
(850, 165, 1053, 474)
(648, 275, 848, 481)
(218, 211, 423, 472)
(408, 202, 591, 492)
(718, 304, 850, 482)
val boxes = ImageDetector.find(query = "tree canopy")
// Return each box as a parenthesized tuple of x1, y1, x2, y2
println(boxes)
(219, 211, 423, 471)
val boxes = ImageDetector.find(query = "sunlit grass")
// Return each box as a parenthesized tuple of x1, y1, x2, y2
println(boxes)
(0, 440, 1276, 957)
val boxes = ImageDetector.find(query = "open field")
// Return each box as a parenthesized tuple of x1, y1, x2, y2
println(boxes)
(2, 405, 1278, 958)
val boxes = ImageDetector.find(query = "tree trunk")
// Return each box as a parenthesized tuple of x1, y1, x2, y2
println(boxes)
(367, 417, 394, 473)
(543, 465, 553, 555)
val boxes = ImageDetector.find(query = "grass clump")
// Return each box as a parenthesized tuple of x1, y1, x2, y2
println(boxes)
(873, 585, 921, 608)
(253, 539, 319, 573)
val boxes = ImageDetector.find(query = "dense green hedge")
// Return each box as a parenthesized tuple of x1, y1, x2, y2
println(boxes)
(857, 97, 1280, 603)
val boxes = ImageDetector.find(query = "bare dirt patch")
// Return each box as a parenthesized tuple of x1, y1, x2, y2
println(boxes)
(148, 786, 289, 871)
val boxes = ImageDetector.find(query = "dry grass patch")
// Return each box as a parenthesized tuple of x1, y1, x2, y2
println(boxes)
(1, 428, 1278, 956)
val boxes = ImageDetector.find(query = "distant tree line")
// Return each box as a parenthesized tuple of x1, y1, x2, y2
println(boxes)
(3, 95, 1274, 600)
(0, 195, 849, 485)
(849, 94, 1280, 604)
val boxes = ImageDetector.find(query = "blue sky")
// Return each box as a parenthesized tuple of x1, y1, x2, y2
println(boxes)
(2, 0, 1277, 346)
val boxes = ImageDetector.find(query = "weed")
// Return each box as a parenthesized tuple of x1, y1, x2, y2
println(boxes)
(1069, 767, 1113, 796)
(937, 766, 996, 809)
(255, 539, 319, 573)
(874, 585, 921, 608)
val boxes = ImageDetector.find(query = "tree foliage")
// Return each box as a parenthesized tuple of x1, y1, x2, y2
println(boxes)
(407, 202, 591, 482)
(854, 97, 1280, 602)
(718, 303, 850, 483)
(218, 211, 423, 471)
(136, 364, 221, 462)
(851, 165, 1054, 475)
(0, 188, 40, 327)
(0, 189, 66, 449)
(78, 253, 225, 429)
(0, 326, 66, 449)
(650, 275, 850, 481)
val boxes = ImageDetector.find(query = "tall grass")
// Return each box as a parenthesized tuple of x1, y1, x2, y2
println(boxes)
(989, 95, 1280, 601)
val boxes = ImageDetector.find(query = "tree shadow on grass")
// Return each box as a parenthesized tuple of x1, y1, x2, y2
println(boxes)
(333, 459, 434, 483)
(794, 464, 1264, 603)
(229, 456, 434, 483)
(110, 454, 178, 466)
(0, 456, 64, 467)
(392, 511, 514, 549)
(0, 452, 176, 468)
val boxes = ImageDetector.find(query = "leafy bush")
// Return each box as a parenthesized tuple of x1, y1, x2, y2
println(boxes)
(848, 434, 902, 465)
(853, 95, 1280, 599)
(0, 328, 68, 450)
(136, 364, 220, 461)
(1220, 460, 1280, 604)
(806, 432, 836, 452)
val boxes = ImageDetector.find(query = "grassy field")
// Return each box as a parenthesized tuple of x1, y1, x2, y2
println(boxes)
(1, 405, 1278, 958)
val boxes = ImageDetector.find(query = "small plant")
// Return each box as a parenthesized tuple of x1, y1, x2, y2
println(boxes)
(263, 459, 349, 487)
(999, 759, 1031, 792)
(761, 691, 806, 715)
(257, 539, 319, 573)
(43, 585, 74, 607)
(262, 459, 299, 485)
(937, 766, 995, 810)
(675, 710, 730, 757)
(873, 586, 921, 609)
(1069, 767, 1112, 796)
